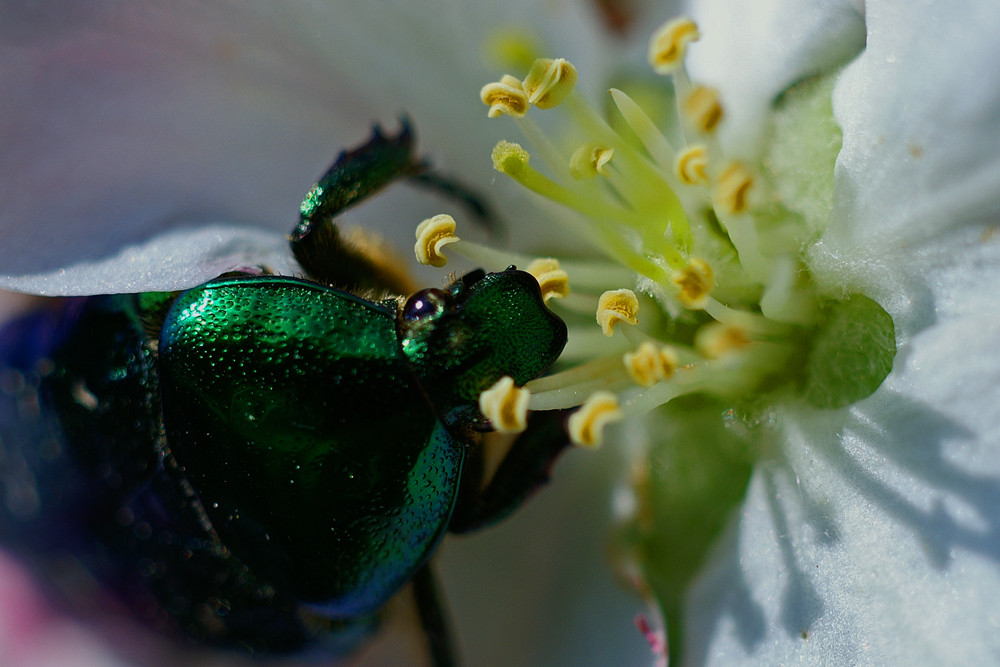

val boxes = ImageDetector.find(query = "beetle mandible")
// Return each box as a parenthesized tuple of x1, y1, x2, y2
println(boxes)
(0, 120, 569, 666)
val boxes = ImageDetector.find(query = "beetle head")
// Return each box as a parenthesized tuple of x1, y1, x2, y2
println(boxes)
(399, 267, 566, 425)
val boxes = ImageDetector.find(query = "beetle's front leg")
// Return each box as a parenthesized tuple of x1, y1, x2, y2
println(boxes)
(291, 120, 500, 296)
(449, 410, 572, 534)
(290, 119, 425, 294)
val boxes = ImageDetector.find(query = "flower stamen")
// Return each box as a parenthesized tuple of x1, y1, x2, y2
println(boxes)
(414, 214, 460, 267)
(597, 289, 639, 337)
(480, 75, 529, 118)
(671, 258, 714, 309)
(682, 85, 723, 134)
(478, 376, 530, 433)
(526, 258, 570, 301)
(624, 342, 678, 387)
(522, 58, 578, 109)
(696, 322, 752, 359)
(714, 162, 754, 215)
(647, 17, 700, 75)
(570, 144, 615, 179)
(490, 141, 676, 282)
(675, 145, 709, 185)
(568, 392, 623, 448)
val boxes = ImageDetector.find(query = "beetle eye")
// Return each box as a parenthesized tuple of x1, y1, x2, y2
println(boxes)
(402, 288, 449, 321)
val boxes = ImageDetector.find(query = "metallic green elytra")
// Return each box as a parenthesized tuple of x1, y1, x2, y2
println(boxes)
(0, 121, 568, 663)
(160, 277, 462, 617)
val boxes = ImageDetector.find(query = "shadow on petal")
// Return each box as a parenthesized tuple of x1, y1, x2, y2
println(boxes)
(684, 377, 999, 665)
(682, 514, 767, 663)
(761, 469, 825, 637)
(821, 389, 1000, 568)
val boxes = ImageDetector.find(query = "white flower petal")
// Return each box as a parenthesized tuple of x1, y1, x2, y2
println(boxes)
(0, 225, 295, 296)
(683, 0, 865, 156)
(812, 0, 1000, 332)
(686, 312, 1000, 665)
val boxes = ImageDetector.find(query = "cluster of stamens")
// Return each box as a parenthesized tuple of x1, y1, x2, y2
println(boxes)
(414, 17, 819, 447)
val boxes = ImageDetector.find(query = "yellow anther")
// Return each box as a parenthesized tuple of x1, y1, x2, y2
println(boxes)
(624, 342, 678, 387)
(675, 145, 709, 185)
(522, 58, 578, 109)
(683, 85, 723, 133)
(648, 17, 700, 75)
(672, 258, 714, 309)
(414, 214, 460, 267)
(478, 376, 530, 433)
(569, 144, 615, 179)
(715, 162, 755, 215)
(480, 75, 529, 118)
(696, 322, 752, 359)
(491, 140, 531, 176)
(568, 391, 623, 448)
(597, 289, 639, 337)
(526, 258, 570, 301)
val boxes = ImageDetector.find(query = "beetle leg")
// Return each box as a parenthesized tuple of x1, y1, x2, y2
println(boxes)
(412, 563, 457, 667)
(449, 410, 572, 534)
(291, 120, 500, 295)
(291, 118, 424, 294)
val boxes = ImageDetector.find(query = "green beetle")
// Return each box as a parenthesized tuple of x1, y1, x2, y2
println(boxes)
(0, 121, 568, 665)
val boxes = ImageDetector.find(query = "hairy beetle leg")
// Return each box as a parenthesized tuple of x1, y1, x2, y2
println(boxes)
(291, 119, 497, 296)
(291, 118, 422, 294)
